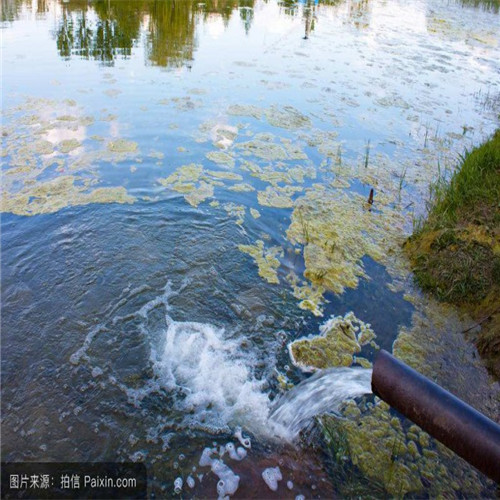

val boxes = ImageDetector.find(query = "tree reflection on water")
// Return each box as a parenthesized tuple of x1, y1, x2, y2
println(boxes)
(1, 0, 377, 68)
(53, 0, 256, 67)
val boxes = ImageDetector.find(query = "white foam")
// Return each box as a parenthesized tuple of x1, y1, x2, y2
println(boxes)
(199, 447, 240, 499)
(234, 427, 251, 448)
(199, 447, 217, 467)
(173, 477, 183, 494)
(155, 315, 271, 434)
(186, 475, 195, 489)
(223, 442, 247, 461)
(262, 466, 282, 491)
(213, 460, 239, 498)
(69, 325, 104, 365)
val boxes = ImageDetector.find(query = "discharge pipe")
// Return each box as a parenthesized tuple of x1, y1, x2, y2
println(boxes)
(371, 349, 500, 483)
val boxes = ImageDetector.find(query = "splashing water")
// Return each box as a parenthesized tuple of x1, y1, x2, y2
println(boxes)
(133, 282, 273, 435)
(147, 286, 372, 439)
(268, 367, 373, 440)
(71, 281, 373, 441)
(154, 317, 272, 434)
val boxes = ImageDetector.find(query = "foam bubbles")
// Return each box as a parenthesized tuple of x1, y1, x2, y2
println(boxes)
(222, 442, 247, 461)
(173, 477, 183, 494)
(262, 466, 282, 491)
(234, 427, 251, 448)
(70, 281, 371, 445)
(154, 311, 272, 433)
(198, 447, 241, 499)
(73, 281, 275, 435)
(199, 447, 216, 467)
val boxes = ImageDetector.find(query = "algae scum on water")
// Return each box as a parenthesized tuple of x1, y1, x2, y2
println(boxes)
(1, 98, 137, 215)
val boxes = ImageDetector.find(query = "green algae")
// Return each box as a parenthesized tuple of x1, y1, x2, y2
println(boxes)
(286, 187, 405, 298)
(334, 403, 422, 496)
(103, 88, 122, 98)
(223, 202, 246, 225)
(286, 271, 325, 316)
(227, 104, 263, 120)
(206, 170, 242, 181)
(33, 140, 55, 155)
(239, 160, 260, 175)
(1, 97, 143, 216)
(158, 164, 216, 206)
(353, 356, 372, 368)
(171, 96, 202, 111)
(57, 114, 78, 121)
(107, 139, 138, 153)
(185, 181, 214, 207)
(1, 175, 135, 216)
(158, 162, 248, 207)
(243, 160, 314, 188)
(331, 178, 351, 189)
(302, 130, 341, 159)
(336, 292, 495, 495)
(100, 113, 117, 122)
(237, 138, 288, 161)
(265, 105, 311, 130)
(276, 370, 294, 391)
(250, 208, 260, 219)
(228, 183, 255, 192)
(172, 183, 196, 194)
(199, 122, 239, 149)
(148, 150, 165, 160)
(59, 139, 81, 153)
(159, 163, 203, 186)
(321, 394, 487, 497)
(238, 239, 282, 284)
(205, 150, 235, 168)
(289, 312, 376, 371)
(287, 165, 316, 183)
(257, 185, 302, 208)
(376, 95, 410, 110)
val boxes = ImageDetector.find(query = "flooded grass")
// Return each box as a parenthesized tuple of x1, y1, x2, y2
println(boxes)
(406, 130, 500, 377)
(408, 130, 500, 303)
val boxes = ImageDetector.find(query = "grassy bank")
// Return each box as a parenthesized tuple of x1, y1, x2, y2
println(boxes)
(405, 130, 500, 378)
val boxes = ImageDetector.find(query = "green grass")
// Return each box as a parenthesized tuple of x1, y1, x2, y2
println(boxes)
(406, 130, 500, 377)
(418, 129, 500, 233)
(408, 130, 500, 304)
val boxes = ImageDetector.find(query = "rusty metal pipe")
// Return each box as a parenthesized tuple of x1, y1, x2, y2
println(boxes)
(372, 349, 500, 483)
